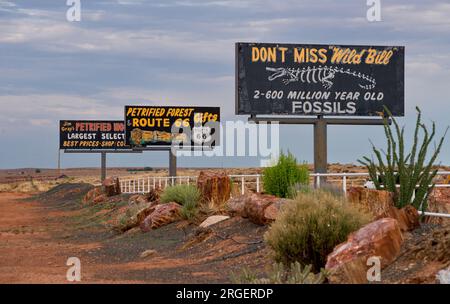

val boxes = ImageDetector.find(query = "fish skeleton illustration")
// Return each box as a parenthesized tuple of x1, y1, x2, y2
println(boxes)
(266, 66, 376, 90)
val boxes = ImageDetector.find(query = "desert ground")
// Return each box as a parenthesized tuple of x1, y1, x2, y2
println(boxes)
(0, 166, 449, 284)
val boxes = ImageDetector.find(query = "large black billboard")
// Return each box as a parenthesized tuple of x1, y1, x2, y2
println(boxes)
(59, 120, 128, 150)
(236, 43, 404, 116)
(125, 106, 220, 147)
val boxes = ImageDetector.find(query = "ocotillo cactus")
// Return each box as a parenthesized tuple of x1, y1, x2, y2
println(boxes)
(358, 106, 448, 211)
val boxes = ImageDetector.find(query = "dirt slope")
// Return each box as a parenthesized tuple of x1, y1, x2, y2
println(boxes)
(0, 186, 270, 283)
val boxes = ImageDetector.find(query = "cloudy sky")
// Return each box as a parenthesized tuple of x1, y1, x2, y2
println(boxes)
(0, 0, 449, 169)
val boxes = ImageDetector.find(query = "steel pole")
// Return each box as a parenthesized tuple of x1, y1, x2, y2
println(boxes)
(101, 152, 106, 182)
(314, 116, 327, 187)
(169, 150, 177, 185)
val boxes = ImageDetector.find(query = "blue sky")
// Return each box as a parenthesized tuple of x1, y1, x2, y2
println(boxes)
(0, 0, 449, 169)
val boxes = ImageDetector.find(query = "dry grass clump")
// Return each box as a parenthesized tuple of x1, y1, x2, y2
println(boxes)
(160, 184, 201, 220)
(264, 190, 370, 271)
(230, 262, 327, 284)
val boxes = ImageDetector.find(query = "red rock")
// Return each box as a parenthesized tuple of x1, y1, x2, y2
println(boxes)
(243, 193, 279, 225)
(102, 177, 121, 197)
(347, 187, 394, 218)
(325, 218, 404, 284)
(113, 202, 156, 233)
(136, 204, 157, 224)
(226, 194, 251, 217)
(92, 194, 107, 204)
(263, 198, 290, 222)
(425, 188, 450, 225)
(226, 193, 289, 225)
(386, 205, 420, 232)
(82, 187, 104, 205)
(197, 171, 231, 205)
(347, 187, 420, 232)
(140, 202, 182, 232)
(128, 194, 148, 206)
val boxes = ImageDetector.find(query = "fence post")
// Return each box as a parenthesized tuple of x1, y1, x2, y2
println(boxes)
(256, 175, 260, 193)
(343, 175, 347, 197)
(241, 176, 245, 195)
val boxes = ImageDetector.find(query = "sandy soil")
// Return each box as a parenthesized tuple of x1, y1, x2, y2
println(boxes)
(0, 190, 269, 284)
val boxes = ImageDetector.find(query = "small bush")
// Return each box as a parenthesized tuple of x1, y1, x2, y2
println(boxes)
(160, 184, 201, 220)
(230, 262, 327, 284)
(264, 190, 369, 271)
(262, 151, 309, 198)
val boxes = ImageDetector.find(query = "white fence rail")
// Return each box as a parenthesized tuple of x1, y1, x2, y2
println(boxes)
(119, 171, 450, 218)
(121, 171, 450, 195)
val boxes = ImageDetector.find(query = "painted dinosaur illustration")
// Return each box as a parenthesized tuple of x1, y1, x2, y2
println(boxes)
(266, 66, 376, 90)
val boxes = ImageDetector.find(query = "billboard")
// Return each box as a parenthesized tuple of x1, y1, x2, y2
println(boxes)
(236, 43, 404, 116)
(124, 106, 220, 147)
(59, 120, 128, 150)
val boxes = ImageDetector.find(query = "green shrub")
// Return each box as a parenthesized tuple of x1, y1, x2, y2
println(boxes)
(230, 262, 327, 284)
(359, 106, 448, 210)
(262, 151, 309, 198)
(264, 190, 369, 272)
(160, 184, 201, 220)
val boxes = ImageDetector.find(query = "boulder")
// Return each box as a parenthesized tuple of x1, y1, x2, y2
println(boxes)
(325, 218, 404, 284)
(82, 187, 104, 205)
(136, 204, 157, 225)
(92, 194, 107, 204)
(102, 177, 121, 197)
(140, 202, 182, 232)
(347, 187, 395, 218)
(243, 193, 279, 225)
(347, 186, 419, 231)
(114, 203, 156, 233)
(199, 215, 230, 228)
(226, 193, 289, 225)
(386, 205, 420, 232)
(128, 194, 149, 206)
(226, 194, 251, 216)
(263, 198, 290, 222)
(197, 171, 231, 205)
(425, 188, 450, 225)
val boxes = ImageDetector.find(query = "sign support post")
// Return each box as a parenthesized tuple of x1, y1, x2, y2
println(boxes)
(314, 115, 327, 186)
(169, 150, 177, 185)
(57, 148, 61, 176)
(101, 152, 107, 182)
